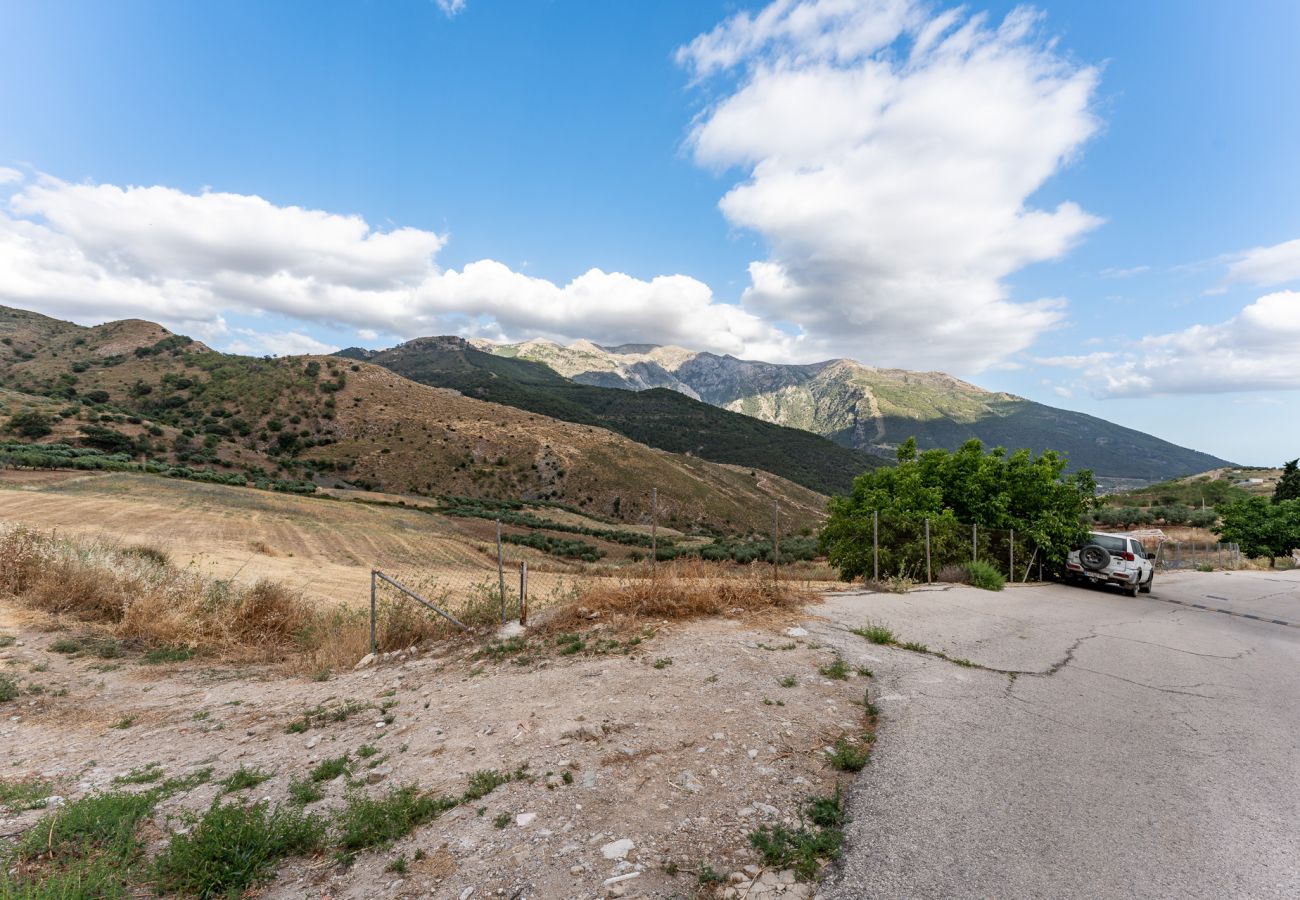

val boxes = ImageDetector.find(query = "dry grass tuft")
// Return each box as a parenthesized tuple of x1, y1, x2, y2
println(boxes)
(541, 559, 812, 634)
(0, 524, 313, 662)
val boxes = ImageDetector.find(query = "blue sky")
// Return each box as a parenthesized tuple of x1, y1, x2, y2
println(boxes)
(1, 0, 1298, 465)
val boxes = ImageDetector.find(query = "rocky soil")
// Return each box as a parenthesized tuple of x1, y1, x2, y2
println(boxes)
(1, 604, 877, 898)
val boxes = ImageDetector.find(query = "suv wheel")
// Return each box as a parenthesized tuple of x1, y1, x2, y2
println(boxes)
(1139, 572, 1154, 594)
(1079, 544, 1111, 572)
(1124, 581, 1139, 598)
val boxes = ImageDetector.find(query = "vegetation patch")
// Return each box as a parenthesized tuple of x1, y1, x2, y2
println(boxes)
(748, 789, 848, 880)
(0, 777, 54, 813)
(152, 800, 326, 898)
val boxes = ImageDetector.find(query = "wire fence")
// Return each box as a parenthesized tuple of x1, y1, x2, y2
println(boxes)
(1153, 540, 1242, 570)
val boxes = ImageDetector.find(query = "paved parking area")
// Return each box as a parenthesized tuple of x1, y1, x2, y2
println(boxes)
(809, 571, 1300, 899)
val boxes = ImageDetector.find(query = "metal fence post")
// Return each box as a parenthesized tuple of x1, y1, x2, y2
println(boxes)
(872, 510, 879, 584)
(1009, 527, 1015, 582)
(369, 569, 377, 655)
(773, 500, 781, 584)
(972, 523, 977, 564)
(496, 519, 506, 624)
(1175, 542, 1181, 568)
(924, 517, 932, 584)
(651, 487, 658, 579)
(519, 561, 528, 626)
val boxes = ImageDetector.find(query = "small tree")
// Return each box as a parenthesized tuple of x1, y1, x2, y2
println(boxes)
(1274, 459, 1300, 504)
(1216, 498, 1300, 567)
(820, 438, 1095, 581)
(7, 409, 52, 439)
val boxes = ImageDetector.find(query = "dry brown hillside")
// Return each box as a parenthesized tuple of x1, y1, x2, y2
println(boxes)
(0, 306, 828, 533)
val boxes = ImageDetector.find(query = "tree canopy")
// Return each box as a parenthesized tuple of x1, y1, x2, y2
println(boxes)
(1216, 497, 1300, 566)
(1274, 459, 1300, 504)
(819, 438, 1096, 581)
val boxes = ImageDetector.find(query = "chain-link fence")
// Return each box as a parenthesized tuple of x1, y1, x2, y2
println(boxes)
(1153, 540, 1241, 570)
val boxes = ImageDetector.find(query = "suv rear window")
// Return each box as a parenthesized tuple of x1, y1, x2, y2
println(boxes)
(1091, 535, 1127, 553)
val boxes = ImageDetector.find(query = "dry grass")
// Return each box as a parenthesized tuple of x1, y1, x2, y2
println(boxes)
(0, 524, 315, 662)
(540, 559, 812, 634)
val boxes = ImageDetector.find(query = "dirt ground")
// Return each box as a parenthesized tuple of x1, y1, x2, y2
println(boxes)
(0, 598, 875, 898)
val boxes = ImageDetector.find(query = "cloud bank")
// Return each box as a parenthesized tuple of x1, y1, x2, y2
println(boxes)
(678, 0, 1102, 370)
(1044, 290, 1300, 396)
(0, 173, 787, 358)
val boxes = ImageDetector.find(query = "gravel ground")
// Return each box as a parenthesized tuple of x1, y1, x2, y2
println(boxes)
(0, 605, 871, 898)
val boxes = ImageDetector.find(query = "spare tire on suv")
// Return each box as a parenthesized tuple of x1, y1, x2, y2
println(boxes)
(1079, 543, 1112, 572)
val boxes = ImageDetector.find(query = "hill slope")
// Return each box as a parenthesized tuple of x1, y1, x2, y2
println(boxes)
(0, 306, 827, 533)
(340, 337, 883, 495)
(474, 339, 1231, 482)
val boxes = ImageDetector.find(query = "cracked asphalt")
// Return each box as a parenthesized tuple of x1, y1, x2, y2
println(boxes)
(809, 569, 1300, 899)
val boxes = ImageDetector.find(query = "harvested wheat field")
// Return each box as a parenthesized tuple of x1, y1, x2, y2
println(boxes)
(0, 522, 876, 899)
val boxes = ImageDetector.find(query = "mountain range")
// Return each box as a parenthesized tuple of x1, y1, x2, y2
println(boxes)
(459, 338, 1231, 484)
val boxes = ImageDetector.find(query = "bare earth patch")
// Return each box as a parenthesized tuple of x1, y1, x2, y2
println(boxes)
(0, 603, 872, 898)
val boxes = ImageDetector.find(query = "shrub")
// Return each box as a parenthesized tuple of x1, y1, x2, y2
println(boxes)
(152, 800, 325, 897)
(335, 786, 457, 858)
(964, 560, 1005, 591)
(851, 622, 895, 645)
(826, 736, 871, 772)
(8, 409, 52, 439)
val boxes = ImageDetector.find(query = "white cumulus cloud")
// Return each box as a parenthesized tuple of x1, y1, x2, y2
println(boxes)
(1045, 291, 1300, 396)
(0, 173, 788, 358)
(678, 0, 1102, 370)
(1223, 236, 1300, 289)
(435, 0, 466, 18)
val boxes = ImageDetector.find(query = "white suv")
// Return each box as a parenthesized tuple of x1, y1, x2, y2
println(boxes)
(1065, 532, 1154, 597)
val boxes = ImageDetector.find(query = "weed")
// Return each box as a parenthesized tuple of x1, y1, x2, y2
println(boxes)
(0, 675, 17, 702)
(826, 736, 871, 772)
(219, 766, 273, 794)
(778, 674, 798, 688)
(112, 716, 135, 730)
(193, 710, 210, 720)
(851, 622, 895, 645)
(335, 786, 458, 859)
(463, 769, 513, 802)
(386, 855, 409, 874)
(493, 812, 511, 828)
(804, 786, 848, 828)
(0, 634, 13, 648)
(152, 800, 325, 897)
(0, 777, 54, 812)
(704, 673, 719, 683)
(284, 699, 370, 734)
(856, 666, 874, 678)
(561, 770, 574, 785)
(652, 657, 673, 669)
(288, 776, 324, 806)
(141, 645, 195, 664)
(663, 860, 679, 876)
(157, 768, 214, 798)
(30, 661, 50, 673)
(900, 641, 929, 653)
(749, 789, 846, 880)
(310, 754, 351, 783)
(964, 560, 1006, 592)
(18, 789, 159, 863)
(112, 763, 163, 785)
(819, 655, 850, 680)
(698, 864, 727, 885)
(555, 633, 586, 655)
(357, 743, 379, 759)
(312, 668, 332, 682)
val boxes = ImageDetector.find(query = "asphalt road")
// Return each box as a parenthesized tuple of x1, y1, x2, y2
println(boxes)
(810, 569, 1300, 900)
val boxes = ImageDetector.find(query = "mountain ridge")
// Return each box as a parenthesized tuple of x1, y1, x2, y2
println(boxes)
(467, 337, 1231, 483)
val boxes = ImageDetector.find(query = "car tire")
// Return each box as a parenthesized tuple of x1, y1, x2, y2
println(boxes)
(1079, 544, 1110, 572)
(1125, 582, 1139, 598)
(1139, 573, 1153, 594)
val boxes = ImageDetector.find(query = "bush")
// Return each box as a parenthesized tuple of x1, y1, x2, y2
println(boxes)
(964, 560, 1005, 591)
(152, 800, 325, 897)
(8, 409, 52, 439)
(335, 786, 457, 858)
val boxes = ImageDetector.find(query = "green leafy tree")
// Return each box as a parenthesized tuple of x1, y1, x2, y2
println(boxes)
(1274, 459, 1300, 504)
(7, 409, 53, 439)
(820, 438, 1096, 581)
(1216, 497, 1300, 566)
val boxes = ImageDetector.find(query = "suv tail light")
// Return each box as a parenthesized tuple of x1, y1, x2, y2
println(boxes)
(1123, 551, 1135, 561)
